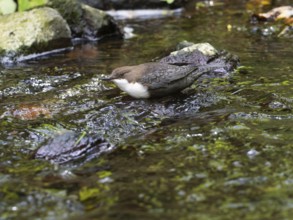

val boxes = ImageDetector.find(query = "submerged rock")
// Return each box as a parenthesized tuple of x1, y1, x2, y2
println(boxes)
(0, 7, 72, 63)
(48, 0, 123, 40)
(35, 130, 114, 164)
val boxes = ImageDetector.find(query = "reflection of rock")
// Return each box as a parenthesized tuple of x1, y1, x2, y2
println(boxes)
(49, 0, 123, 39)
(0, 7, 72, 63)
(35, 130, 114, 164)
(66, 43, 99, 59)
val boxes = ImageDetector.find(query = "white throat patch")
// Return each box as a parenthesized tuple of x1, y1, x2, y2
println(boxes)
(113, 79, 150, 98)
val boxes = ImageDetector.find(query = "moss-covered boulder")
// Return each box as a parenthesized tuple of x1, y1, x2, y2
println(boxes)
(0, 7, 72, 63)
(48, 0, 123, 39)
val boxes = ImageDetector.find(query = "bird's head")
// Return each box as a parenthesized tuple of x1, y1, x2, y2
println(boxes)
(101, 66, 133, 81)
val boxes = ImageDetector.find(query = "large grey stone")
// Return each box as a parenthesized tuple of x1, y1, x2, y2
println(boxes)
(48, 0, 123, 40)
(0, 7, 72, 63)
(81, 4, 123, 39)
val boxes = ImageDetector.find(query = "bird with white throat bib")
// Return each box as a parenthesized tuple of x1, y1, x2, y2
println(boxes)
(102, 52, 226, 98)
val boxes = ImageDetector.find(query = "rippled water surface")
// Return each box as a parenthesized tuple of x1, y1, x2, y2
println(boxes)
(0, 1, 293, 219)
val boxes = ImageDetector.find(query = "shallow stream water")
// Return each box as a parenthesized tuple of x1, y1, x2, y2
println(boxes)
(0, 1, 293, 219)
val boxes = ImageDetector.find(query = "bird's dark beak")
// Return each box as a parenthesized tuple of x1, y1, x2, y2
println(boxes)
(100, 77, 113, 81)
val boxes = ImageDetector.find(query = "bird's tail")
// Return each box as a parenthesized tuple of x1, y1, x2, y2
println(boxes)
(190, 62, 226, 81)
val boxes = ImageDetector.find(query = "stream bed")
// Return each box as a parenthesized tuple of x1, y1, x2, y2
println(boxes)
(0, 1, 293, 219)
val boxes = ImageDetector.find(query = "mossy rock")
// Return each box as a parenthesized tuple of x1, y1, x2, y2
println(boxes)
(0, 7, 72, 63)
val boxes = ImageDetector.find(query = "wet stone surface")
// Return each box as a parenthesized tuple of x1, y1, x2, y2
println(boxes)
(35, 130, 114, 164)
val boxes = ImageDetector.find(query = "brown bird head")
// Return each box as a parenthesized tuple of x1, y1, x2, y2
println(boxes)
(102, 64, 150, 83)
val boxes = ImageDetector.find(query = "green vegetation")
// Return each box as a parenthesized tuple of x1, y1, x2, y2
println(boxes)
(0, 0, 47, 14)
(18, 0, 47, 12)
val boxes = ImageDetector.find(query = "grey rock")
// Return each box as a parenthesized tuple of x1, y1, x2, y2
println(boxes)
(35, 130, 114, 164)
(48, 0, 123, 40)
(81, 4, 123, 40)
(160, 42, 240, 78)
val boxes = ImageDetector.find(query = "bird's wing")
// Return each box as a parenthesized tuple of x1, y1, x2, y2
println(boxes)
(140, 64, 197, 89)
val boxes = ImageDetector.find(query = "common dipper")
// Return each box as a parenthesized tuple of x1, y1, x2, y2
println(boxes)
(102, 62, 224, 98)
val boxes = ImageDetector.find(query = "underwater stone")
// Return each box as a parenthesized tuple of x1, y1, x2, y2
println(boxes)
(35, 130, 114, 164)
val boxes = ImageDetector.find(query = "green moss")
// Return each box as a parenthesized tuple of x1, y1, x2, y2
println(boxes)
(18, 0, 47, 12)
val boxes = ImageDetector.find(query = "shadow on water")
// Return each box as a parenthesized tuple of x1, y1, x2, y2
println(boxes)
(0, 1, 293, 219)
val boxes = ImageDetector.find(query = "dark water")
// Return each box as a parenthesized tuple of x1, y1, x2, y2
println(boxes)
(1, 1, 293, 219)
